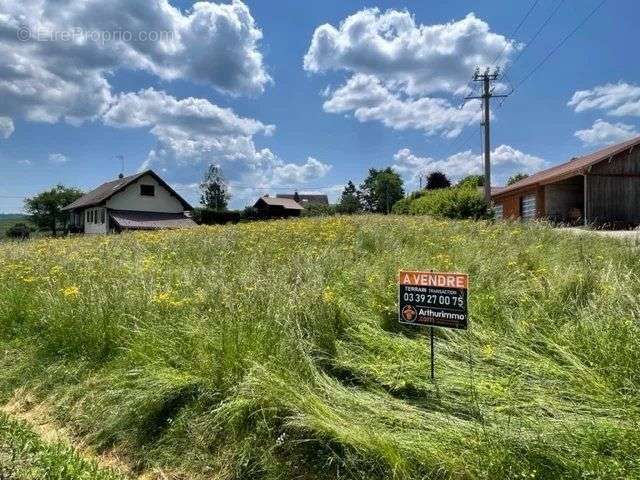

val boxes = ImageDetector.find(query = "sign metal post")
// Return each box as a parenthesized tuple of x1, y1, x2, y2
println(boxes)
(398, 270, 469, 381)
(430, 327, 435, 380)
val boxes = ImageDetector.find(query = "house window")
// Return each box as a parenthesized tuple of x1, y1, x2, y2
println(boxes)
(140, 184, 155, 196)
(86, 211, 90, 223)
(494, 204, 503, 220)
(100, 209, 105, 224)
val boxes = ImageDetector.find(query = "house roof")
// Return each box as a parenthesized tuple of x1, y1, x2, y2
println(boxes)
(276, 193, 329, 205)
(254, 196, 304, 210)
(493, 135, 640, 198)
(109, 210, 197, 230)
(62, 170, 192, 211)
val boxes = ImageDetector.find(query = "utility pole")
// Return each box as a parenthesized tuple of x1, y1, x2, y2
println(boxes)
(465, 68, 509, 203)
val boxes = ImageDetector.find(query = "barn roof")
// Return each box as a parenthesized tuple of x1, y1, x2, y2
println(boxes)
(62, 170, 192, 211)
(255, 196, 304, 210)
(493, 135, 640, 198)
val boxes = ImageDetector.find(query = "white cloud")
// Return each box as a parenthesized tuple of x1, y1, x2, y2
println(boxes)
(323, 74, 482, 137)
(0, 117, 14, 138)
(568, 82, 640, 117)
(574, 119, 638, 146)
(304, 10, 515, 96)
(104, 88, 276, 172)
(0, 0, 270, 132)
(102, 88, 331, 207)
(104, 88, 274, 166)
(271, 157, 332, 184)
(17, 159, 31, 166)
(393, 145, 544, 186)
(305, 9, 514, 136)
(48, 153, 68, 164)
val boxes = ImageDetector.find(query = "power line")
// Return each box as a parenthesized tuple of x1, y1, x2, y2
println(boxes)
(458, 0, 541, 111)
(512, 0, 607, 93)
(499, 0, 607, 108)
(504, 0, 566, 75)
(491, 0, 541, 68)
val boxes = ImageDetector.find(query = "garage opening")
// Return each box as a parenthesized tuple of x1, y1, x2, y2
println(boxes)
(520, 194, 537, 220)
(544, 176, 584, 224)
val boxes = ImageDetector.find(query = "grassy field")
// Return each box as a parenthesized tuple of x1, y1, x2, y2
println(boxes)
(1, 216, 640, 479)
(0, 412, 125, 479)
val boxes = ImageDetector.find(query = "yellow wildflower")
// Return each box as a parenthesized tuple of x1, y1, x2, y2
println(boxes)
(481, 344, 495, 358)
(61, 286, 80, 298)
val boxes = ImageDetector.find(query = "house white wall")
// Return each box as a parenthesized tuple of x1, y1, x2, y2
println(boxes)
(83, 207, 108, 234)
(106, 174, 185, 213)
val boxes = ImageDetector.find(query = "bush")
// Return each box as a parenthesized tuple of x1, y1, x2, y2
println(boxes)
(391, 197, 412, 214)
(5, 222, 32, 239)
(191, 208, 241, 225)
(392, 191, 427, 214)
(301, 203, 336, 217)
(408, 187, 492, 219)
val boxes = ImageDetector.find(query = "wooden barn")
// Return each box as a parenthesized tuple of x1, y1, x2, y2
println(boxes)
(492, 136, 640, 227)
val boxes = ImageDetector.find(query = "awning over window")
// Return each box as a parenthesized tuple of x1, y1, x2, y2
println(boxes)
(109, 210, 197, 230)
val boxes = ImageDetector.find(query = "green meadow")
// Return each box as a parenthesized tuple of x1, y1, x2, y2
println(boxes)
(1, 216, 639, 479)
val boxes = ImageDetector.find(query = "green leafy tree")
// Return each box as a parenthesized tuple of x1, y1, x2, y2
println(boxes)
(359, 168, 405, 214)
(200, 164, 230, 211)
(458, 174, 484, 188)
(24, 185, 83, 236)
(507, 172, 529, 186)
(336, 181, 362, 214)
(426, 171, 451, 190)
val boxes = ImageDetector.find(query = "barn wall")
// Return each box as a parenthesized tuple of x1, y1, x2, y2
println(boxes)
(587, 147, 640, 225)
(493, 186, 545, 220)
(587, 175, 640, 224)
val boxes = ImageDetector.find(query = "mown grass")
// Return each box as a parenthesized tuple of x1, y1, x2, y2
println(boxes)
(0, 412, 125, 479)
(1, 216, 640, 479)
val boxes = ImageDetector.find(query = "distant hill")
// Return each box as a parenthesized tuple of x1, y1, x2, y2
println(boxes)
(0, 213, 29, 236)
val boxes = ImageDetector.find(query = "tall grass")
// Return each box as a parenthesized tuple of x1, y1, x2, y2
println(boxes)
(0, 412, 125, 479)
(1, 216, 640, 479)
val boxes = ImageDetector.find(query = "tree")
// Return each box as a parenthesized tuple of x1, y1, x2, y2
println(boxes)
(5, 222, 32, 240)
(458, 175, 484, 188)
(507, 172, 529, 186)
(425, 171, 451, 190)
(24, 185, 83, 236)
(359, 168, 405, 214)
(200, 164, 230, 211)
(336, 181, 362, 214)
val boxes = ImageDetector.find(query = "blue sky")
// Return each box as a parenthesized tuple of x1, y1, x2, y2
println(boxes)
(1, 0, 639, 212)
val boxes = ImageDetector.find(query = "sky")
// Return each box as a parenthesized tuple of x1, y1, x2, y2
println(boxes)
(0, 0, 639, 212)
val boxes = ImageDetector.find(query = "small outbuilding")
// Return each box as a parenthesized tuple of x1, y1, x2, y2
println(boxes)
(492, 136, 640, 227)
(253, 196, 304, 218)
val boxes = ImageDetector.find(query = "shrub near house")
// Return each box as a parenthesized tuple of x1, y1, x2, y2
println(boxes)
(394, 187, 492, 219)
